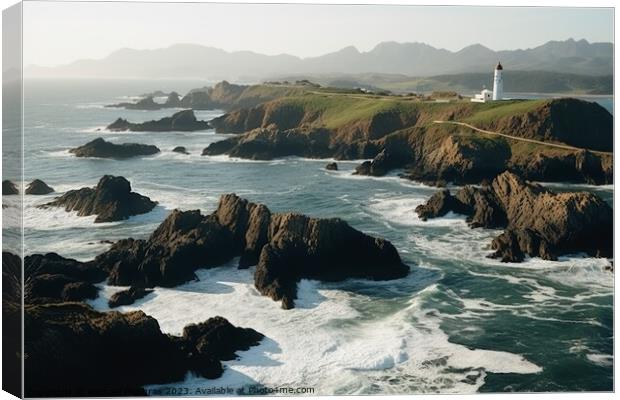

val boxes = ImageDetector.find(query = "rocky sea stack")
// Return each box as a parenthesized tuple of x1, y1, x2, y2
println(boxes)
(70, 137, 160, 159)
(93, 193, 409, 308)
(172, 146, 190, 154)
(2, 180, 18, 195)
(26, 179, 54, 195)
(42, 175, 157, 223)
(106, 109, 210, 132)
(415, 171, 613, 262)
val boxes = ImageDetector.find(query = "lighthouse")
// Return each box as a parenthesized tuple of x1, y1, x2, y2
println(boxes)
(492, 62, 503, 101)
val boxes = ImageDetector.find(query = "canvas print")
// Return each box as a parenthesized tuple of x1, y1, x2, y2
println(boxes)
(1, 1, 614, 397)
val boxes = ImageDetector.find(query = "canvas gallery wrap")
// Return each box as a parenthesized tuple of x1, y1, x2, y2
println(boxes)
(1, 0, 615, 397)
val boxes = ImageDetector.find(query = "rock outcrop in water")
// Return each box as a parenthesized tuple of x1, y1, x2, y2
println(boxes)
(25, 302, 263, 397)
(24, 252, 106, 304)
(42, 175, 157, 223)
(2, 180, 18, 195)
(70, 137, 160, 159)
(106, 92, 183, 111)
(108, 287, 153, 308)
(415, 171, 613, 262)
(325, 162, 338, 170)
(107, 109, 210, 132)
(7, 251, 265, 397)
(93, 194, 409, 308)
(26, 179, 54, 195)
(172, 146, 189, 154)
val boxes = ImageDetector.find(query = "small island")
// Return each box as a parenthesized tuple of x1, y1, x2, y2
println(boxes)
(106, 109, 210, 132)
(70, 138, 160, 159)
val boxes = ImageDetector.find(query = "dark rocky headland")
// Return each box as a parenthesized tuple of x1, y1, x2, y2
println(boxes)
(2, 251, 264, 397)
(42, 175, 157, 223)
(107, 109, 210, 132)
(70, 137, 160, 159)
(203, 95, 612, 186)
(415, 171, 612, 262)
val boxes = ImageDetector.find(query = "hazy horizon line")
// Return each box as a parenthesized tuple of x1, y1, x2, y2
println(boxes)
(26, 36, 611, 69)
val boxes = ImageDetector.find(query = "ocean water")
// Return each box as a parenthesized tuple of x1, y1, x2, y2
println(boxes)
(6, 79, 614, 394)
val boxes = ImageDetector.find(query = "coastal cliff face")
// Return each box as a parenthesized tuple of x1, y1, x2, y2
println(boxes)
(204, 96, 612, 185)
(415, 171, 612, 262)
(468, 98, 612, 152)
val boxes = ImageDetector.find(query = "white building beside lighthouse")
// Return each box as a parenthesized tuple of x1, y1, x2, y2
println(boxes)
(492, 62, 504, 100)
(471, 62, 505, 103)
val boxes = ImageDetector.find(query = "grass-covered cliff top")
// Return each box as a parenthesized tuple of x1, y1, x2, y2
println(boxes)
(213, 88, 612, 153)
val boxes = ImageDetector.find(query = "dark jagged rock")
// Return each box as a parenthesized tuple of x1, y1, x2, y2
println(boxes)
(354, 161, 372, 175)
(3, 180, 18, 195)
(25, 302, 263, 397)
(24, 253, 106, 304)
(415, 189, 471, 221)
(15, 250, 265, 397)
(26, 179, 54, 195)
(106, 110, 210, 132)
(415, 171, 612, 262)
(2, 252, 22, 398)
(108, 287, 154, 308)
(93, 194, 409, 308)
(42, 175, 157, 223)
(181, 316, 263, 362)
(490, 229, 557, 263)
(106, 96, 163, 110)
(255, 212, 409, 309)
(325, 162, 338, 171)
(172, 146, 189, 155)
(202, 127, 333, 160)
(70, 137, 160, 159)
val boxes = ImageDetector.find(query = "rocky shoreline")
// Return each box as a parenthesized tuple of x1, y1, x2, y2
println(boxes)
(7, 247, 264, 396)
(415, 171, 612, 262)
(202, 97, 612, 186)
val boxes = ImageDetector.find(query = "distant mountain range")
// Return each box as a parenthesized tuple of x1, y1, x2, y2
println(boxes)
(25, 38, 612, 80)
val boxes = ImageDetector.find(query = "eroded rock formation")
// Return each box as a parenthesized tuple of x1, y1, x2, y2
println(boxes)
(107, 109, 210, 132)
(415, 171, 612, 262)
(70, 138, 160, 159)
(93, 194, 409, 308)
(42, 175, 157, 223)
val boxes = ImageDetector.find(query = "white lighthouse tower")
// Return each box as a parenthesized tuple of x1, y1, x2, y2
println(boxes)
(492, 62, 504, 101)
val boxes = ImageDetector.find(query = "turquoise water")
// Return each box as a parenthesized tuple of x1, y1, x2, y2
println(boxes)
(5, 79, 613, 394)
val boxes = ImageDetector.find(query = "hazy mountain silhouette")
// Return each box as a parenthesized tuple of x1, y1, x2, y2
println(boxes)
(25, 39, 612, 79)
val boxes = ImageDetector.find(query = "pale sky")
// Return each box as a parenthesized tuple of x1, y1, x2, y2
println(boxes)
(22, 1, 614, 67)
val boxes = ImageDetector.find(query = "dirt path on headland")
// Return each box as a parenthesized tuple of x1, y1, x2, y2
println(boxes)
(432, 120, 613, 156)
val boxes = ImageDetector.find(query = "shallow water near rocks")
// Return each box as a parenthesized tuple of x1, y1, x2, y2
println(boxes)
(5, 79, 613, 394)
